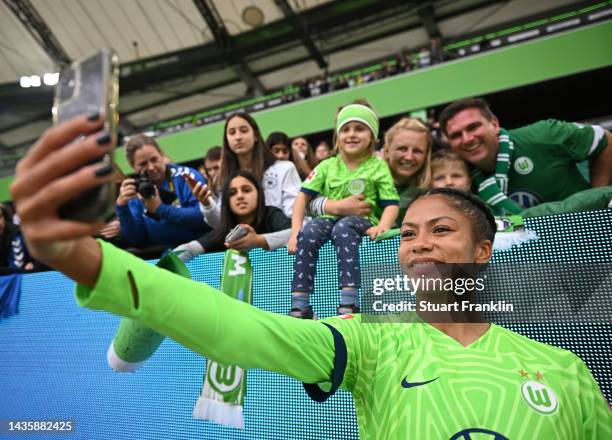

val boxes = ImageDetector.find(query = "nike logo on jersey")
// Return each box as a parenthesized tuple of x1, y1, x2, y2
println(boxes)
(401, 375, 438, 389)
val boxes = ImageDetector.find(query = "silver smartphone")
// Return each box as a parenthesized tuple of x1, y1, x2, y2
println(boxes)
(225, 224, 249, 243)
(53, 48, 119, 222)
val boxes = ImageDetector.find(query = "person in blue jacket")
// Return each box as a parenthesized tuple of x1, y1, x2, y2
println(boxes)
(115, 135, 210, 247)
(0, 205, 34, 271)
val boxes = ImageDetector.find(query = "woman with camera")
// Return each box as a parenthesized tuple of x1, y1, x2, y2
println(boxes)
(116, 134, 211, 247)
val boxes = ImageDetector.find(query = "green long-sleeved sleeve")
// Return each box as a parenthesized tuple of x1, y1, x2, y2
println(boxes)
(521, 186, 612, 217)
(75, 240, 335, 384)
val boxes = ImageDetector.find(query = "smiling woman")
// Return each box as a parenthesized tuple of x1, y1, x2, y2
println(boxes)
(9, 114, 612, 440)
(383, 117, 432, 225)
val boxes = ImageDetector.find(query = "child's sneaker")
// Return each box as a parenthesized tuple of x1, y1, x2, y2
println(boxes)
(289, 306, 315, 319)
(337, 304, 360, 315)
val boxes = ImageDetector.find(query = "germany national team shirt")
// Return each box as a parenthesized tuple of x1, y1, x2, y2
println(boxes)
(301, 155, 399, 225)
(504, 120, 608, 208)
(76, 241, 612, 440)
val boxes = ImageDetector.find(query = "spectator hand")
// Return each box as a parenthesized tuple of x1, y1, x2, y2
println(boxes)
(192, 182, 215, 208)
(9, 113, 113, 270)
(98, 219, 120, 239)
(225, 224, 265, 251)
(366, 225, 387, 241)
(141, 186, 162, 214)
(173, 240, 204, 263)
(328, 194, 371, 217)
(116, 178, 138, 206)
(287, 233, 298, 255)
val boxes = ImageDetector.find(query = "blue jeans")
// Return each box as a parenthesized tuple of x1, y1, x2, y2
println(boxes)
(291, 216, 372, 293)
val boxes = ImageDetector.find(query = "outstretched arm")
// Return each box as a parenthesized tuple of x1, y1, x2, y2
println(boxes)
(80, 240, 335, 383)
(590, 130, 612, 186)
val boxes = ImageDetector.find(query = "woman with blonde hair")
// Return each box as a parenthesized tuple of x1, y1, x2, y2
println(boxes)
(383, 117, 432, 223)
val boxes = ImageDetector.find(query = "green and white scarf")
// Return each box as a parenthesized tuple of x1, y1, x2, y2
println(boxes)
(193, 249, 252, 429)
(471, 128, 523, 216)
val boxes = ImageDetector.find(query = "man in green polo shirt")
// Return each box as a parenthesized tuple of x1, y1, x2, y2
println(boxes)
(439, 97, 612, 214)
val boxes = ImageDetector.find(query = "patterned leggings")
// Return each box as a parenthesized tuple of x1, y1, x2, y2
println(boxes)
(291, 216, 372, 293)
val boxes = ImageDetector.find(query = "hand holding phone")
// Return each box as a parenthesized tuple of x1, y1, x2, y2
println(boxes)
(225, 224, 249, 243)
(53, 49, 119, 222)
(9, 114, 115, 277)
(182, 172, 198, 190)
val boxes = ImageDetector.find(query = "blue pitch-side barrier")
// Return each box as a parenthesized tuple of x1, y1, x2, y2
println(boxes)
(1, 210, 611, 439)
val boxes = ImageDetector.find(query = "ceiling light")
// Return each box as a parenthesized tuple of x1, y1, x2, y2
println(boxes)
(30, 75, 41, 87)
(43, 72, 59, 86)
(242, 5, 264, 27)
(20, 76, 31, 88)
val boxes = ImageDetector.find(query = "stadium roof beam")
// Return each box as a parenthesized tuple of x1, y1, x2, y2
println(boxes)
(2, 0, 71, 67)
(418, 4, 441, 39)
(274, 0, 328, 69)
(119, 0, 508, 119)
(192, 0, 266, 96)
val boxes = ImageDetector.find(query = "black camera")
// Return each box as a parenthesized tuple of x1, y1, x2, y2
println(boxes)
(132, 174, 156, 199)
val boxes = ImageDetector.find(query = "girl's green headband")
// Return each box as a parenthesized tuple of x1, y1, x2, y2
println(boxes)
(336, 104, 379, 139)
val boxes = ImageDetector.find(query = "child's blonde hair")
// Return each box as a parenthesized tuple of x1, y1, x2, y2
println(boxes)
(431, 149, 469, 172)
(332, 98, 378, 155)
(384, 117, 432, 189)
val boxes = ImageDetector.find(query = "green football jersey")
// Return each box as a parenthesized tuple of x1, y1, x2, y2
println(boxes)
(505, 120, 608, 209)
(301, 155, 399, 225)
(321, 313, 612, 439)
(395, 184, 419, 227)
(77, 241, 612, 440)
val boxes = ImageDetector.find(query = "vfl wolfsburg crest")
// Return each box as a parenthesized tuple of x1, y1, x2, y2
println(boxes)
(348, 178, 366, 195)
(514, 156, 534, 175)
(208, 363, 244, 399)
(521, 380, 559, 414)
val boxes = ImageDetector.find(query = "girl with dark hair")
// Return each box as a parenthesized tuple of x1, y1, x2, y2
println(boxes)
(267, 131, 316, 180)
(266, 131, 292, 161)
(195, 113, 301, 227)
(291, 136, 318, 179)
(314, 141, 332, 162)
(174, 170, 292, 262)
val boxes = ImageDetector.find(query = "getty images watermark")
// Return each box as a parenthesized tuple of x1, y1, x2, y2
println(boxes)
(369, 274, 514, 313)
